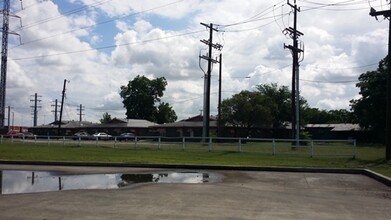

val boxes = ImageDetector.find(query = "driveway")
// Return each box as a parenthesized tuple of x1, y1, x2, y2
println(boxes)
(0, 164, 390, 220)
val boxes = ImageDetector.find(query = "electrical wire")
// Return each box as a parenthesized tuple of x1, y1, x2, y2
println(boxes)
(300, 78, 359, 83)
(11, 29, 204, 61)
(11, 0, 185, 49)
(16, 0, 114, 31)
(216, 1, 285, 28)
(299, 0, 388, 11)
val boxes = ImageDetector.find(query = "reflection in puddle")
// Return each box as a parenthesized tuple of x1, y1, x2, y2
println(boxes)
(0, 170, 219, 195)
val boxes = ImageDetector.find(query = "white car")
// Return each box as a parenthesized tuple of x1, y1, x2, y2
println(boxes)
(93, 132, 113, 140)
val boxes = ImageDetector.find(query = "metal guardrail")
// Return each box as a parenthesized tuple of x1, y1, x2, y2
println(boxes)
(0, 135, 356, 159)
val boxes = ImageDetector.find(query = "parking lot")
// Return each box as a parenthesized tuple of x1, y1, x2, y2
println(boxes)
(0, 164, 390, 220)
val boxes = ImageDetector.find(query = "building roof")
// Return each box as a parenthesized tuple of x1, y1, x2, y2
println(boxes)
(151, 120, 218, 128)
(31, 119, 156, 129)
(102, 118, 157, 128)
(34, 120, 98, 128)
(179, 115, 217, 122)
(305, 123, 362, 131)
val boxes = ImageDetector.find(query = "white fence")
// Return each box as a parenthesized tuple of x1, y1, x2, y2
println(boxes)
(1, 135, 356, 158)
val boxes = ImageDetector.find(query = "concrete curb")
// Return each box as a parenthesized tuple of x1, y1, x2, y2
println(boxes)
(1, 160, 390, 187)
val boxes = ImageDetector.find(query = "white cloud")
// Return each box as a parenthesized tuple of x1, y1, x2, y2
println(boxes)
(4, 0, 389, 126)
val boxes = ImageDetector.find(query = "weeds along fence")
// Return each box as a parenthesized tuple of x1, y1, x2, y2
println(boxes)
(1, 135, 357, 158)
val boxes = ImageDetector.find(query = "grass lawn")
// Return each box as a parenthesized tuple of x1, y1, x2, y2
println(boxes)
(0, 140, 390, 177)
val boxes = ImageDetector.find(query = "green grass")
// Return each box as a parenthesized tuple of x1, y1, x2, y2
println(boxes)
(0, 140, 390, 177)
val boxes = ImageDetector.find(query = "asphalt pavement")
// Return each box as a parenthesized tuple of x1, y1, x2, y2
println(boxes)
(0, 164, 390, 220)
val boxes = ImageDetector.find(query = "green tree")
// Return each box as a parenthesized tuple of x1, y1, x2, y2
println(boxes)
(100, 112, 112, 124)
(350, 56, 388, 142)
(256, 83, 291, 128)
(302, 108, 354, 124)
(221, 90, 275, 136)
(328, 109, 354, 123)
(120, 75, 177, 124)
(155, 102, 177, 124)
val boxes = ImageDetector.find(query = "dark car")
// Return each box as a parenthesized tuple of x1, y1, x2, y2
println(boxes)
(73, 132, 93, 140)
(117, 133, 136, 141)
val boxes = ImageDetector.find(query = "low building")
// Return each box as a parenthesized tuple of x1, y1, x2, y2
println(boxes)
(304, 123, 364, 140)
(151, 115, 217, 137)
(29, 118, 157, 136)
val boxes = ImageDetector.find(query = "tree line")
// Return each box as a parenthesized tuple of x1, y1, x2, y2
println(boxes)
(100, 56, 387, 142)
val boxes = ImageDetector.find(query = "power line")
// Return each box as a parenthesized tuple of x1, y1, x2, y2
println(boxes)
(217, 1, 285, 28)
(300, 78, 359, 83)
(15, 0, 114, 30)
(11, 30, 204, 61)
(11, 0, 185, 48)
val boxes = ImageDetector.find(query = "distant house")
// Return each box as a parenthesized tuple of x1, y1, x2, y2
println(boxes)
(29, 118, 157, 136)
(92, 118, 157, 136)
(304, 123, 364, 140)
(29, 120, 98, 136)
(151, 115, 217, 137)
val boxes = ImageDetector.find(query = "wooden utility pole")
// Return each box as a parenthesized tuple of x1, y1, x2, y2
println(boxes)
(77, 104, 85, 122)
(30, 93, 41, 127)
(200, 23, 222, 139)
(370, 4, 391, 160)
(218, 53, 222, 137)
(58, 79, 68, 135)
(284, 0, 304, 147)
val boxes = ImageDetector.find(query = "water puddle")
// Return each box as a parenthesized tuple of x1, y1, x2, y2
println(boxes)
(0, 170, 220, 195)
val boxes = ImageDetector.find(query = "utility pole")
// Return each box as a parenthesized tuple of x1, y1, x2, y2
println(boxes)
(30, 93, 41, 127)
(218, 53, 222, 137)
(370, 3, 391, 160)
(0, 0, 21, 128)
(77, 104, 85, 122)
(7, 105, 11, 131)
(284, 0, 304, 147)
(199, 22, 222, 139)
(58, 79, 69, 135)
(51, 99, 60, 122)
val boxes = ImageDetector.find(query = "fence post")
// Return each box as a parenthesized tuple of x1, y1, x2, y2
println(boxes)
(238, 138, 242, 153)
(47, 136, 50, 145)
(114, 137, 117, 148)
(78, 137, 81, 147)
(182, 137, 185, 151)
(63, 136, 66, 146)
(209, 137, 212, 152)
(353, 140, 357, 159)
(158, 137, 161, 150)
(272, 139, 276, 156)
(134, 137, 138, 149)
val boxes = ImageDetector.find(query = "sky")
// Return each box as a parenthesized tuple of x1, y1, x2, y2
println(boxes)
(2, 0, 389, 126)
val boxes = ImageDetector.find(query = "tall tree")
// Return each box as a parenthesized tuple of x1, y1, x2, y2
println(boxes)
(221, 90, 275, 136)
(256, 83, 291, 128)
(100, 112, 112, 124)
(155, 102, 177, 124)
(120, 75, 176, 124)
(350, 56, 388, 142)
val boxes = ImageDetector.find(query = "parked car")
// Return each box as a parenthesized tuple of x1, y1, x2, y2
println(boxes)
(5, 131, 19, 138)
(93, 132, 113, 140)
(18, 132, 36, 139)
(73, 132, 93, 140)
(117, 132, 136, 141)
